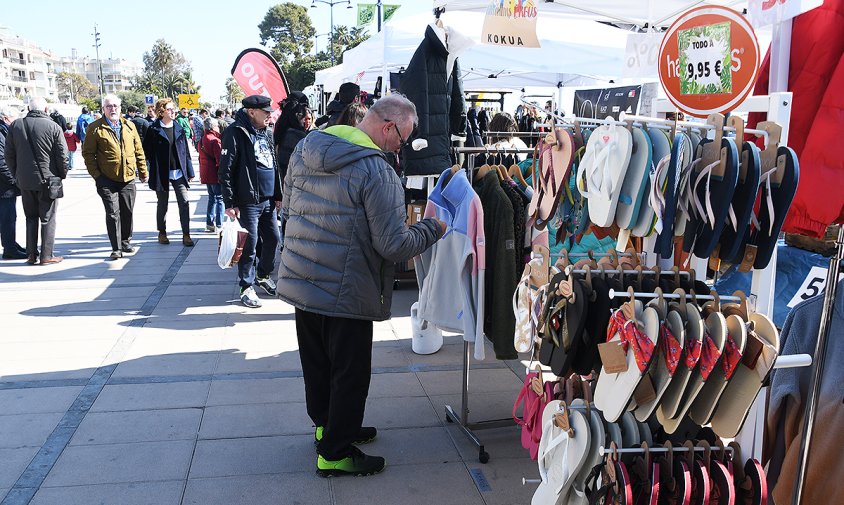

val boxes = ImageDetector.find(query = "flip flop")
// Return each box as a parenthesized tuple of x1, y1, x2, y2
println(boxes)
(656, 300, 704, 422)
(595, 302, 658, 423)
(661, 312, 728, 435)
(656, 133, 693, 257)
(616, 127, 652, 229)
(550, 277, 589, 376)
(618, 412, 641, 464)
(538, 273, 568, 369)
(568, 399, 607, 505)
(579, 124, 633, 227)
(532, 129, 575, 229)
(750, 146, 800, 269)
(718, 142, 762, 262)
(743, 458, 769, 505)
(573, 276, 611, 375)
(688, 313, 747, 426)
(709, 312, 779, 438)
(634, 309, 685, 422)
(675, 131, 703, 238)
(657, 452, 692, 505)
(683, 137, 739, 258)
(710, 459, 736, 505)
(633, 128, 672, 238)
(532, 401, 592, 505)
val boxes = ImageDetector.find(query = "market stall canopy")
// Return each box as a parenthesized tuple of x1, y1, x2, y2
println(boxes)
(433, 0, 749, 28)
(317, 9, 628, 93)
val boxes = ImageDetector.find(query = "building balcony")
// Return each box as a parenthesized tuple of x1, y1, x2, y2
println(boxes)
(8, 57, 26, 65)
(11, 75, 27, 82)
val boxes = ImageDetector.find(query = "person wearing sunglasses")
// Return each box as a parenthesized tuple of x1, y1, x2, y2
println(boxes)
(278, 93, 445, 477)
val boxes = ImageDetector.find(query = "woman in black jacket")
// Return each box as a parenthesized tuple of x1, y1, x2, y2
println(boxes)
(273, 91, 311, 184)
(143, 98, 196, 246)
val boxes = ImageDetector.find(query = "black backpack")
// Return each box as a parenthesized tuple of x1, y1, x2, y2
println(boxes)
(50, 111, 66, 131)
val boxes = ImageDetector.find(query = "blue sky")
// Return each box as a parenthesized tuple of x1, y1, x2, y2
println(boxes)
(2, 0, 430, 101)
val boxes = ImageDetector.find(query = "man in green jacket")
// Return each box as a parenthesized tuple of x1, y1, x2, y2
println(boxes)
(82, 94, 147, 260)
(176, 108, 192, 143)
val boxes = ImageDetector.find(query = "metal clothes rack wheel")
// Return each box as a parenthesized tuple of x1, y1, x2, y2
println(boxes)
(792, 224, 844, 504)
(440, 145, 540, 464)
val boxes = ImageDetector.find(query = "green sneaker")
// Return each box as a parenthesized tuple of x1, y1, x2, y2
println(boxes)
(314, 426, 377, 447)
(317, 446, 386, 477)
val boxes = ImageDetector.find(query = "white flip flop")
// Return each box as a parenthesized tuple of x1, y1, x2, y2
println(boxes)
(689, 314, 747, 425)
(634, 308, 685, 422)
(578, 124, 633, 227)
(567, 399, 607, 505)
(616, 127, 652, 229)
(632, 128, 672, 238)
(656, 301, 704, 423)
(532, 401, 591, 505)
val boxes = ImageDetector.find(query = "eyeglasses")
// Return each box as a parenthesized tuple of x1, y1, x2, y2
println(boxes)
(383, 118, 408, 149)
(103, 104, 120, 109)
(165, 107, 175, 111)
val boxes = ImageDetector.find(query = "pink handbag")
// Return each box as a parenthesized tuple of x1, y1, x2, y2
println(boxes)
(512, 370, 555, 460)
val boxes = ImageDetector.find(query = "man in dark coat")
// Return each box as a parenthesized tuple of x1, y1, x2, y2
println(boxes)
(0, 107, 26, 259)
(315, 82, 359, 129)
(126, 105, 149, 141)
(279, 94, 444, 477)
(6, 97, 68, 265)
(218, 95, 282, 308)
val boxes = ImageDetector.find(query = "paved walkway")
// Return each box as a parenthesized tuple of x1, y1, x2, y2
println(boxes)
(0, 151, 535, 504)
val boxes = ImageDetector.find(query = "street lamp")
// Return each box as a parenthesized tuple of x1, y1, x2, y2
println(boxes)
(310, 0, 353, 66)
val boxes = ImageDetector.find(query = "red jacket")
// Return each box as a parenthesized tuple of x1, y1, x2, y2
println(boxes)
(749, 0, 844, 237)
(198, 130, 222, 184)
(63, 131, 79, 152)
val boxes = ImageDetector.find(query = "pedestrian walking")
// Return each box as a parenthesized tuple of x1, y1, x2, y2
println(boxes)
(126, 105, 149, 141)
(50, 108, 66, 132)
(176, 107, 193, 144)
(63, 123, 80, 169)
(0, 106, 27, 260)
(143, 98, 195, 247)
(76, 106, 94, 144)
(278, 94, 445, 476)
(5, 97, 68, 265)
(199, 117, 223, 232)
(218, 95, 282, 308)
(81, 94, 147, 260)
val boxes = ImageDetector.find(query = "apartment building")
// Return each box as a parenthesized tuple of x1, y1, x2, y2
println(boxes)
(0, 26, 58, 102)
(56, 48, 143, 98)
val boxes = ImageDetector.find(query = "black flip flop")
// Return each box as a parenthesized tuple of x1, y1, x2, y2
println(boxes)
(656, 133, 692, 257)
(719, 142, 761, 262)
(692, 138, 740, 258)
(752, 146, 800, 269)
(550, 276, 588, 376)
(573, 276, 611, 375)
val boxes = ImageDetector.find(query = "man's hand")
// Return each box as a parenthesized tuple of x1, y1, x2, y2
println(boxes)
(435, 219, 448, 237)
(188, 177, 194, 183)
(225, 207, 239, 219)
(275, 200, 282, 211)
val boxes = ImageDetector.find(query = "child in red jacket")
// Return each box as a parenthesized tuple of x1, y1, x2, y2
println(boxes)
(63, 123, 80, 169)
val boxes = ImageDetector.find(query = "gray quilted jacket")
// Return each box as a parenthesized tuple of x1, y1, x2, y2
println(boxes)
(278, 127, 442, 321)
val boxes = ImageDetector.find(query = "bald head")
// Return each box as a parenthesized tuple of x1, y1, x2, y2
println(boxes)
(357, 94, 417, 153)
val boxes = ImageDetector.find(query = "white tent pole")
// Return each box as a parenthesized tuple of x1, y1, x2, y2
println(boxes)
(769, 19, 793, 93)
(381, 25, 388, 97)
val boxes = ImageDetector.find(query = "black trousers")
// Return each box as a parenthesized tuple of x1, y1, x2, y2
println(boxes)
(96, 178, 136, 251)
(295, 308, 373, 460)
(20, 189, 58, 260)
(155, 177, 190, 234)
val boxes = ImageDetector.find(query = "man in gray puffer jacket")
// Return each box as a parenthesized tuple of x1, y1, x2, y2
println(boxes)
(279, 94, 444, 477)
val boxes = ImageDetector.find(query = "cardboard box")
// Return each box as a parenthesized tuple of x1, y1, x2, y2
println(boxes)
(403, 202, 427, 271)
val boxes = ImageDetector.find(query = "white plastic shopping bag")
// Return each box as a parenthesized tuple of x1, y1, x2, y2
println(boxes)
(217, 216, 248, 269)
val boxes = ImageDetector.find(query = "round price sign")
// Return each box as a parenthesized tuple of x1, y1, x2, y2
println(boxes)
(658, 6, 760, 118)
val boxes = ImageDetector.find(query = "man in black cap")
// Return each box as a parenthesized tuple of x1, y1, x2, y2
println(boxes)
(218, 95, 282, 308)
(315, 82, 360, 129)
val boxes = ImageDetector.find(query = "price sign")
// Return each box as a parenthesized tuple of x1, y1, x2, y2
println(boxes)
(787, 266, 844, 308)
(679, 22, 731, 95)
(658, 6, 759, 118)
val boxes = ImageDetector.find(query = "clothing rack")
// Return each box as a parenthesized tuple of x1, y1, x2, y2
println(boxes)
(599, 446, 734, 456)
(441, 145, 542, 464)
(607, 289, 741, 302)
(792, 224, 844, 504)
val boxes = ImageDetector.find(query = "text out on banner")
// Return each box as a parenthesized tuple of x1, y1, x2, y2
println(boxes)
(747, 0, 823, 28)
(230, 48, 289, 109)
(658, 6, 760, 118)
(622, 32, 663, 79)
(481, 0, 540, 48)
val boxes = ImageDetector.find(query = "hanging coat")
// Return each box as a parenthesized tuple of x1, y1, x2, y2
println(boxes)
(399, 24, 471, 176)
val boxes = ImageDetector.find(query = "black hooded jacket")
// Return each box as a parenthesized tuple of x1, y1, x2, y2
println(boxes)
(218, 109, 282, 208)
(399, 25, 467, 176)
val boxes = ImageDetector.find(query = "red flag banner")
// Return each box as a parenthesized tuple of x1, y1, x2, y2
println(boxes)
(230, 48, 289, 109)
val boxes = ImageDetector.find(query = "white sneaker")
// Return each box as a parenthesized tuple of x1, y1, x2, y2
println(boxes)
(240, 286, 262, 308)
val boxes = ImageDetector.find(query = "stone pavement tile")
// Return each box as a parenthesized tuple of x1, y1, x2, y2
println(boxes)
(165, 283, 237, 297)
(371, 345, 411, 369)
(30, 481, 185, 505)
(111, 352, 219, 378)
(205, 378, 305, 406)
(141, 315, 230, 333)
(362, 396, 441, 430)
(122, 334, 224, 359)
(0, 339, 117, 360)
(445, 424, 528, 464)
(466, 454, 537, 505)
(0, 387, 82, 415)
(182, 473, 330, 505)
(199, 402, 313, 439)
(42, 440, 195, 487)
(364, 426, 461, 466)
(90, 381, 211, 412)
(0, 358, 98, 382)
(219, 333, 300, 354)
(0, 412, 64, 449)
(403, 341, 503, 368)
(0, 446, 39, 488)
(331, 462, 484, 505)
(214, 350, 301, 374)
(69, 408, 203, 446)
(416, 367, 522, 396)
(429, 391, 520, 427)
(369, 372, 426, 398)
(189, 435, 314, 478)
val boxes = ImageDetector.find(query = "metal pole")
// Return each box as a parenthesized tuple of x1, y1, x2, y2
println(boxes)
(330, 3, 335, 66)
(377, 0, 382, 32)
(792, 225, 844, 505)
(92, 24, 105, 100)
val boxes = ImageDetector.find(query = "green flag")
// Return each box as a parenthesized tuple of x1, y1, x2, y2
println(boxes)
(357, 4, 400, 27)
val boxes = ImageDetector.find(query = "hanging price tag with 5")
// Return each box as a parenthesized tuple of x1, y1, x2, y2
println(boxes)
(678, 21, 733, 95)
